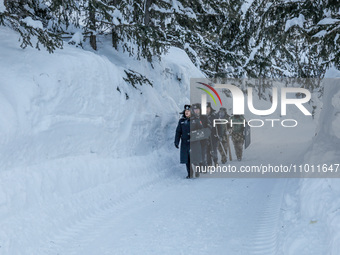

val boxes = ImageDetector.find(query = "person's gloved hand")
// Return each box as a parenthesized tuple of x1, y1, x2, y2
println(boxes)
(174, 143, 179, 149)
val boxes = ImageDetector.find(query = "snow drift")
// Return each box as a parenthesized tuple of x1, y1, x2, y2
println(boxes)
(0, 26, 202, 254)
(279, 68, 340, 255)
(1, 23, 340, 255)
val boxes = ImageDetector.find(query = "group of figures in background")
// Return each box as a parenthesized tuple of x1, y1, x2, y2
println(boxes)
(175, 103, 249, 179)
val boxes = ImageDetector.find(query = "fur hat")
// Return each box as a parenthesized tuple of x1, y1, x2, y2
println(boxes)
(192, 103, 201, 110)
(180, 104, 191, 115)
(218, 107, 228, 118)
(219, 107, 227, 113)
(184, 104, 191, 110)
(207, 102, 215, 112)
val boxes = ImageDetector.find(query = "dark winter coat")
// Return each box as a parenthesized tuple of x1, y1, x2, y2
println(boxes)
(216, 113, 231, 140)
(174, 114, 206, 165)
(230, 115, 246, 134)
(230, 115, 246, 142)
(207, 111, 219, 144)
(190, 115, 205, 164)
(175, 116, 190, 164)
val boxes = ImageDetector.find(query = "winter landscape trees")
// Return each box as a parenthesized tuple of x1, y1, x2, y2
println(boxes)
(0, 0, 339, 78)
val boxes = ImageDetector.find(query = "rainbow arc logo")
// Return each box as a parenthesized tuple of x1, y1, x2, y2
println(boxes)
(196, 82, 223, 106)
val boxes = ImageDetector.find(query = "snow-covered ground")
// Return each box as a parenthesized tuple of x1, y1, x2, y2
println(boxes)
(0, 26, 200, 254)
(0, 26, 339, 255)
(278, 73, 340, 255)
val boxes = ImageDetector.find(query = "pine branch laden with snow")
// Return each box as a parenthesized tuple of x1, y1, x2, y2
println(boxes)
(0, 0, 63, 53)
(0, 0, 339, 77)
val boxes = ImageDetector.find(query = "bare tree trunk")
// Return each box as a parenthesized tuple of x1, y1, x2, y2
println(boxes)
(90, 33, 97, 50)
(144, 0, 153, 25)
(215, 59, 219, 77)
(132, 2, 138, 23)
(110, 0, 119, 50)
(89, 0, 97, 50)
(112, 28, 118, 49)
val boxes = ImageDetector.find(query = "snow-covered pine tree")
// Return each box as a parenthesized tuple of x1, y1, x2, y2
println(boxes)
(0, 0, 63, 52)
(237, 0, 338, 79)
(149, 0, 200, 63)
(115, 0, 168, 62)
(48, 0, 81, 34)
(0, 0, 338, 78)
(48, 0, 115, 50)
(309, 0, 340, 70)
(148, 0, 243, 77)
(81, 0, 118, 50)
(197, 0, 244, 78)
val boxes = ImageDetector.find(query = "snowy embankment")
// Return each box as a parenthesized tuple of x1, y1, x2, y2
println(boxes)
(279, 68, 340, 255)
(0, 26, 202, 253)
(1, 24, 340, 255)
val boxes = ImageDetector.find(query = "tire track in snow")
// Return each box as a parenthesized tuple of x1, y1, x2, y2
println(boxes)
(36, 169, 179, 255)
(250, 180, 286, 255)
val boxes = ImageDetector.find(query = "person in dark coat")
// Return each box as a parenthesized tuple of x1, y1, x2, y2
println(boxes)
(230, 114, 246, 161)
(191, 103, 207, 177)
(174, 105, 192, 178)
(216, 107, 231, 164)
(206, 102, 218, 167)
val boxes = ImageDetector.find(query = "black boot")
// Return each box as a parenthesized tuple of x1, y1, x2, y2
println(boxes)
(186, 162, 191, 178)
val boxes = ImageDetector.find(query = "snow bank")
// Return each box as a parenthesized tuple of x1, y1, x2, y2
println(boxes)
(285, 14, 305, 32)
(22, 17, 44, 29)
(279, 71, 340, 254)
(299, 76, 340, 254)
(0, 26, 203, 254)
(0, 0, 5, 13)
(317, 18, 340, 25)
(68, 31, 83, 46)
(240, 0, 255, 18)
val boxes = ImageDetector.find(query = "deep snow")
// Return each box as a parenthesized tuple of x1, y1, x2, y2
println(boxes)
(0, 26, 201, 254)
(278, 73, 340, 255)
(0, 26, 339, 255)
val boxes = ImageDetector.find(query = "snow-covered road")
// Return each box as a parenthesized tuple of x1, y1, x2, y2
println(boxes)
(35, 116, 315, 255)
(2, 26, 336, 255)
(41, 175, 285, 255)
